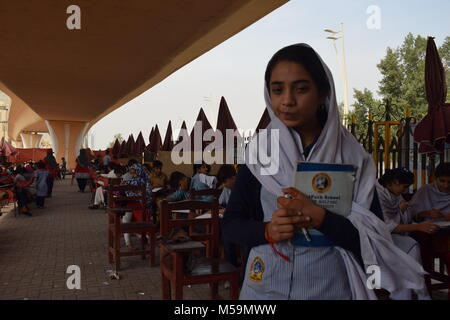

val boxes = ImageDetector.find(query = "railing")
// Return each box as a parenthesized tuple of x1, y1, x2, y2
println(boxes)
(349, 99, 449, 191)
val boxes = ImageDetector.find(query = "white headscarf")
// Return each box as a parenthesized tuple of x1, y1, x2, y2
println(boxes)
(375, 181, 412, 231)
(407, 182, 450, 219)
(245, 43, 426, 299)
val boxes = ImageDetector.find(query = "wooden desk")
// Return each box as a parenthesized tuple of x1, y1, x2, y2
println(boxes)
(412, 228, 450, 299)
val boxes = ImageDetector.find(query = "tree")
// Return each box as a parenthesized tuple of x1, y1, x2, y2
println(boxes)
(107, 133, 124, 148)
(438, 36, 450, 102)
(348, 88, 381, 140)
(376, 33, 450, 121)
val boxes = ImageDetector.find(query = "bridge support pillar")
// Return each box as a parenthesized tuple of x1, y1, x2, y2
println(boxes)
(45, 120, 89, 170)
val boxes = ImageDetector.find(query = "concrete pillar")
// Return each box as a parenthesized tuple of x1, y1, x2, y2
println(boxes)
(13, 140, 23, 148)
(20, 132, 43, 148)
(45, 120, 89, 169)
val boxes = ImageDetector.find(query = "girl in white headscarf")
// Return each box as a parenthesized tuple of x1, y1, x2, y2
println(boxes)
(222, 44, 427, 300)
(376, 168, 434, 299)
(406, 162, 450, 299)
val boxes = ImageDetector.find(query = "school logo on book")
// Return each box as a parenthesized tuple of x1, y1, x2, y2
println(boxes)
(249, 257, 264, 282)
(312, 173, 332, 193)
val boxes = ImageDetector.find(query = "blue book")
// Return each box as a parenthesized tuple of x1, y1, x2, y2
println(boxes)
(293, 162, 357, 217)
(290, 162, 357, 246)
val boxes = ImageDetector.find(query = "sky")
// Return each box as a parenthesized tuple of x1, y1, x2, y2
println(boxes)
(88, 0, 450, 149)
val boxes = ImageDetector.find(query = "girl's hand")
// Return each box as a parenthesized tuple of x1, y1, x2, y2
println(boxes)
(416, 220, 440, 234)
(266, 208, 309, 242)
(399, 200, 409, 212)
(277, 187, 325, 229)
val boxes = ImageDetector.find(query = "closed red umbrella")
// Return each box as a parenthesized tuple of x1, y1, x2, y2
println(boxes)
(149, 125, 162, 153)
(216, 96, 240, 151)
(111, 139, 121, 157)
(149, 127, 154, 144)
(0, 137, 17, 156)
(256, 108, 271, 131)
(162, 121, 174, 151)
(176, 121, 189, 144)
(135, 131, 146, 154)
(118, 140, 127, 157)
(414, 36, 450, 153)
(190, 108, 212, 152)
(126, 134, 136, 155)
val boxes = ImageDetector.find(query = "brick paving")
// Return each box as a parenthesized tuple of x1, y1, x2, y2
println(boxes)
(0, 178, 219, 300)
(0, 178, 447, 300)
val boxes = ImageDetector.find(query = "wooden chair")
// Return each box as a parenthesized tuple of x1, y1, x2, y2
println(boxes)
(103, 178, 122, 210)
(107, 184, 157, 271)
(413, 230, 450, 299)
(159, 199, 240, 300)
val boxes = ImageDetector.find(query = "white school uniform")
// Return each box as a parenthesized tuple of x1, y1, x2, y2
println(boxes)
(375, 182, 430, 300)
(242, 43, 427, 300)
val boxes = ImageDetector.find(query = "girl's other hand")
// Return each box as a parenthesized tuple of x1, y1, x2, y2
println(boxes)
(416, 220, 440, 234)
(427, 209, 444, 219)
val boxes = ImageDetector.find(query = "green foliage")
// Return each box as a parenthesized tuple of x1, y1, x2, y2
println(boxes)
(107, 133, 124, 148)
(376, 33, 429, 120)
(347, 88, 381, 141)
(439, 36, 450, 102)
(351, 33, 450, 140)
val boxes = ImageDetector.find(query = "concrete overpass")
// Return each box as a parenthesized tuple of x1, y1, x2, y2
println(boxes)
(1, 0, 287, 168)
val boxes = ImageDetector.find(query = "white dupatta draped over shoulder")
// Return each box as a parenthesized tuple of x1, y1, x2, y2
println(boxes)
(245, 43, 426, 299)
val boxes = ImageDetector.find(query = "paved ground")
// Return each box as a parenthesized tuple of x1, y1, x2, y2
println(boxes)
(0, 178, 447, 300)
(0, 178, 220, 300)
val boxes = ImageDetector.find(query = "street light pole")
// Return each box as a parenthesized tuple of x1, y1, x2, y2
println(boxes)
(340, 23, 350, 123)
(325, 23, 350, 126)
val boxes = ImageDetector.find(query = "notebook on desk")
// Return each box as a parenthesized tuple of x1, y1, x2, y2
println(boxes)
(434, 221, 450, 229)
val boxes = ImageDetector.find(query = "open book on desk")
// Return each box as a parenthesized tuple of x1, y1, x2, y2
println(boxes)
(293, 162, 357, 218)
(433, 221, 450, 229)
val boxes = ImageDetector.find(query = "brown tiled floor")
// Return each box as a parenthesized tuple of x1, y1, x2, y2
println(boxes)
(0, 178, 220, 300)
(0, 178, 447, 300)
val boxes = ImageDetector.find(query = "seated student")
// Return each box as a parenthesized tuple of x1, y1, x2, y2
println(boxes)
(14, 167, 34, 216)
(216, 164, 237, 210)
(121, 163, 153, 249)
(375, 168, 433, 300)
(190, 162, 211, 190)
(34, 161, 49, 209)
(166, 171, 190, 202)
(149, 160, 168, 189)
(407, 162, 450, 298)
(190, 162, 216, 202)
(216, 165, 240, 278)
(121, 159, 139, 182)
(89, 165, 125, 210)
(407, 162, 450, 222)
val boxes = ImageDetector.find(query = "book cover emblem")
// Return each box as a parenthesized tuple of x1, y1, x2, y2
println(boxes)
(312, 172, 332, 193)
(294, 162, 356, 218)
